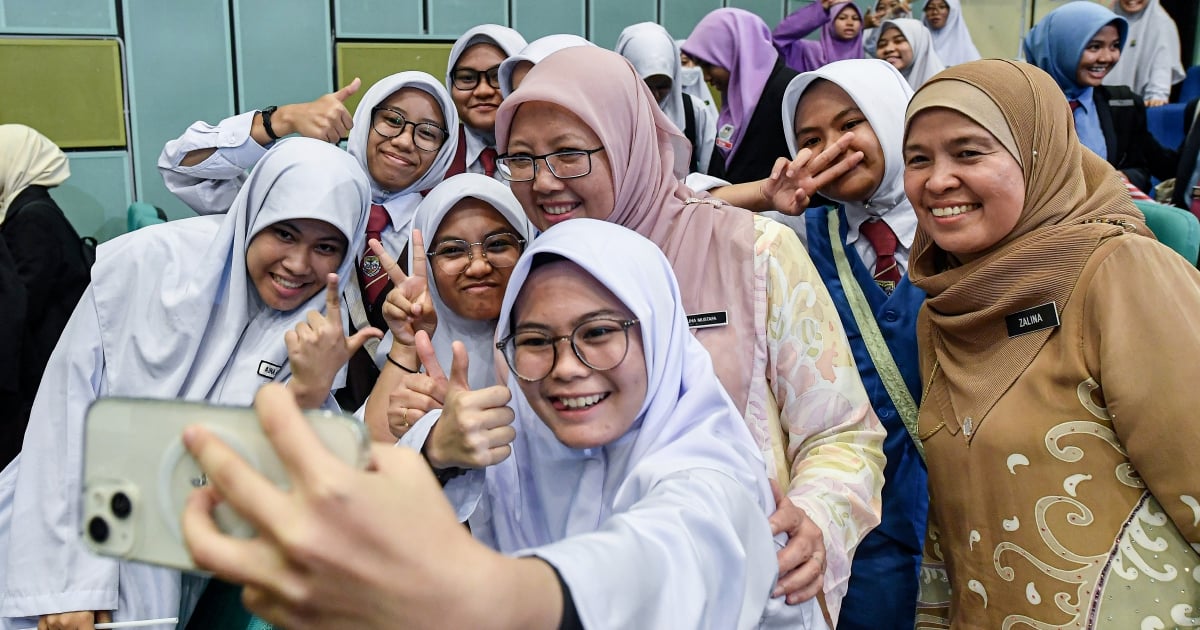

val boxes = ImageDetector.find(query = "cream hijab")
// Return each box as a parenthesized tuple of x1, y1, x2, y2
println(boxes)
(496, 46, 756, 413)
(409, 173, 533, 389)
(1104, 0, 1185, 102)
(905, 60, 1149, 434)
(0, 124, 69, 223)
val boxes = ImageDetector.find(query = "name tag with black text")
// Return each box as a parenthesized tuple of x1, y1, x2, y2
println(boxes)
(257, 361, 281, 379)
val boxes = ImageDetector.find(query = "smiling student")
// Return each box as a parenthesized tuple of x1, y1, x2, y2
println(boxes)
(875, 18, 944, 89)
(1023, 1, 1177, 193)
(920, 0, 979, 66)
(444, 25, 527, 179)
(0, 138, 373, 630)
(159, 72, 459, 409)
(903, 58, 1200, 628)
(772, 0, 865, 74)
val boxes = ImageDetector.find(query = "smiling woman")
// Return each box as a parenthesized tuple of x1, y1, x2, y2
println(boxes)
(903, 59, 1200, 629)
(0, 137, 372, 629)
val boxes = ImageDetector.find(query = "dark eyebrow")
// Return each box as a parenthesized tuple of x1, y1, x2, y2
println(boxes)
(435, 227, 519, 244)
(795, 106, 863, 137)
(379, 105, 443, 127)
(514, 308, 629, 332)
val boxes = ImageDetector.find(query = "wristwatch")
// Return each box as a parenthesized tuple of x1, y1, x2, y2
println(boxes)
(260, 105, 281, 141)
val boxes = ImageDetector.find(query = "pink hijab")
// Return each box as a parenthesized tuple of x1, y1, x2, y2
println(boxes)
(682, 8, 781, 168)
(495, 46, 756, 413)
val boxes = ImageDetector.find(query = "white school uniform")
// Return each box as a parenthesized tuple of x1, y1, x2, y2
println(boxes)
(445, 25, 527, 178)
(0, 138, 370, 628)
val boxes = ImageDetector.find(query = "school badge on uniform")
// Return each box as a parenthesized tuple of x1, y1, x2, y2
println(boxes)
(715, 124, 736, 150)
(362, 255, 382, 277)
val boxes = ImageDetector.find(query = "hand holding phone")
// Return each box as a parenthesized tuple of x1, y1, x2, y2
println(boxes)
(81, 398, 368, 572)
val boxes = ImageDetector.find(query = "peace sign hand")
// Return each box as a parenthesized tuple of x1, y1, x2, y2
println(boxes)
(761, 131, 864, 215)
(371, 230, 438, 347)
(419, 331, 516, 470)
(285, 273, 384, 408)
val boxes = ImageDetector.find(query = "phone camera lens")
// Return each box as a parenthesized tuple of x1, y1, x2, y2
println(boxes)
(111, 492, 132, 519)
(88, 516, 110, 543)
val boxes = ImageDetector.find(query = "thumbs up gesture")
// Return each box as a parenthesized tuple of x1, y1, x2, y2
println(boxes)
(285, 273, 384, 408)
(418, 331, 516, 470)
(271, 77, 361, 144)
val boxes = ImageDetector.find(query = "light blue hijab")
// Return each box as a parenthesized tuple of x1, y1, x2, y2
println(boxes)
(1022, 2, 1128, 99)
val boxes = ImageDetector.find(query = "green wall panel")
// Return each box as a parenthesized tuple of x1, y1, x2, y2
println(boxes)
(591, 2, 657, 48)
(235, 0, 333, 112)
(336, 42, 453, 116)
(1, 0, 116, 34)
(57, 151, 134, 242)
(661, 0, 724, 42)
(512, 0, 585, 41)
(0, 38, 125, 149)
(428, 0, 508, 39)
(124, 0, 233, 220)
(728, 0, 785, 25)
(335, 0, 424, 39)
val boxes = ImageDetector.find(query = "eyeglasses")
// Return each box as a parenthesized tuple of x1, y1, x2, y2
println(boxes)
(426, 233, 526, 275)
(496, 148, 605, 182)
(451, 65, 501, 91)
(496, 318, 639, 382)
(371, 107, 448, 152)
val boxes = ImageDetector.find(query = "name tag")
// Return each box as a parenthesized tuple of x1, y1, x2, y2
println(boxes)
(1107, 98, 1135, 107)
(1004, 302, 1060, 338)
(687, 311, 729, 329)
(715, 124, 736, 150)
(257, 360, 281, 379)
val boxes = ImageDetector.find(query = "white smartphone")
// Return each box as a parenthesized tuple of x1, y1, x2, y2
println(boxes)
(81, 397, 369, 572)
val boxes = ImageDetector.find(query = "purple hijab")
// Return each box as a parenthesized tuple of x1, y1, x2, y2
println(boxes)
(775, 1, 865, 72)
(681, 8, 779, 167)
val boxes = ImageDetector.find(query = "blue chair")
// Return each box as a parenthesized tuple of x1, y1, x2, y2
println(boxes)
(1134, 199, 1200, 265)
(127, 201, 167, 232)
(1179, 65, 1200, 104)
(1146, 102, 1187, 151)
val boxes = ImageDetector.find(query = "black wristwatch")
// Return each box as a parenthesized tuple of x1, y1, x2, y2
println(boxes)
(260, 105, 281, 141)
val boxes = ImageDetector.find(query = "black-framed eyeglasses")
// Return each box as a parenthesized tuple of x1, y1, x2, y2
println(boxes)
(451, 65, 501, 91)
(496, 318, 640, 382)
(496, 148, 605, 182)
(371, 107, 448, 152)
(426, 233, 526, 275)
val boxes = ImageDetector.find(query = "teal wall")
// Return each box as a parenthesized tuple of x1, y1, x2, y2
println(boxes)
(8, 0, 1192, 241)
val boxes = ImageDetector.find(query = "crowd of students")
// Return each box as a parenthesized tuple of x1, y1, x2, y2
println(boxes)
(2, 1, 1199, 629)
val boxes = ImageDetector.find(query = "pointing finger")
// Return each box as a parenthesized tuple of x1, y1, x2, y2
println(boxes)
(369, 238, 409, 286)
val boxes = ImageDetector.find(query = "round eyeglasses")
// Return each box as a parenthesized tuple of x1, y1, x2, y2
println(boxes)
(496, 318, 640, 382)
(495, 147, 605, 182)
(426, 233, 526, 276)
(451, 65, 501, 91)
(371, 107, 448, 152)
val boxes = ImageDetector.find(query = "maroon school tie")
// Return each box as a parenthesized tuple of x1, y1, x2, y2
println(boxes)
(1069, 99, 1081, 112)
(358, 203, 391, 306)
(479, 147, 498, 178)
(859, 219, 900, 294)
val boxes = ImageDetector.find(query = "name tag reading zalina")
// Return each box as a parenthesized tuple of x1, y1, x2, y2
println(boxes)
(687, 311, 729, 329)
(1004, 302, 1060, 338)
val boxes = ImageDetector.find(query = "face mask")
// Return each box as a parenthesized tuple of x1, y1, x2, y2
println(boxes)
(680, 66, 703, 89)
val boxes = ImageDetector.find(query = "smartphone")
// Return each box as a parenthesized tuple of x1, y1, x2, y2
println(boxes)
(81, 397, 369, 572)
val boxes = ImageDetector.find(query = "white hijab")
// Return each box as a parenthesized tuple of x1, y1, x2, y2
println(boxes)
(409, 173, 533, 389)
(445, 24, 528, 142)
(485, 218, 769, 547)
(347, 72, 459, 235)
(0, 124, 69, 223)
(615, 23, 687, 135)
(1104, 0, 1185, 101)
(498, 34, 595, 97)
(782, 59, 915, 219)
(91, 137, 370, 402)
(923, 0, 980, 66)
(880, 18, 946, 89)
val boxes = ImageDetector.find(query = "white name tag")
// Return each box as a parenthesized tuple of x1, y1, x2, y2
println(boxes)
(257, 361, 281, 379)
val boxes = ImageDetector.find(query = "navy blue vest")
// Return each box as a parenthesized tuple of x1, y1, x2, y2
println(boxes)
(804, 206, 927, 552)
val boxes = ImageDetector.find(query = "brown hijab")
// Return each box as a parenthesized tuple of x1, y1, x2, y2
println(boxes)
(495, 46, 757, 412)
(904, 59, 1150, 435)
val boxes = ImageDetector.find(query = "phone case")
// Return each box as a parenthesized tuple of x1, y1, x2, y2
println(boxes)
(81, 397, 369, 572)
